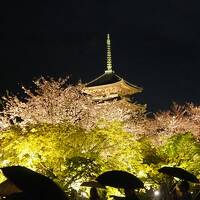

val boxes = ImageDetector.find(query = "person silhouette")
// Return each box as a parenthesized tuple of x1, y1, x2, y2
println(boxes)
(89, 187, 100, 200)
(124, 188, 140, 200)
(172, 181, 192, 200)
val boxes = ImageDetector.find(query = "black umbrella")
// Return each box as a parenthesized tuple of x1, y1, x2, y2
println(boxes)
(0, 179, 22, 196)
(110, 195, 125, 199)
(81, 181, 106, 188)
(96, 170, 144, 189)
(158, 167, 199, 183)
(1, 166, 67, 200)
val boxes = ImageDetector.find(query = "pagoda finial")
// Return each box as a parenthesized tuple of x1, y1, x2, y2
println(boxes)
(105, 33, 113, 73)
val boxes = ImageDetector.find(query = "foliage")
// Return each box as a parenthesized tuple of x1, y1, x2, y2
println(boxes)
(0, 123, 102, 180)
(0, 121, 200, 198)
(157, 133, 200, 173)
(0, 122, 144, 192)
(0, 121, 159, 195)
(137, 133, 200, 187)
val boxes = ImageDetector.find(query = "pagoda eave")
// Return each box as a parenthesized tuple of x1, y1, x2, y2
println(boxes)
(83, 80, 142, 98)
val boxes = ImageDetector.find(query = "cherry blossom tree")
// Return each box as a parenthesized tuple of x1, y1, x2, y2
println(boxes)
(0, 77, 146, 133)
(0, 77, 94, 129)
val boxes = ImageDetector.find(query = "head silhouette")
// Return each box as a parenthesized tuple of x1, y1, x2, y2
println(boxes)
(90, 187, 100, 200)
(177, 181, 190, 193)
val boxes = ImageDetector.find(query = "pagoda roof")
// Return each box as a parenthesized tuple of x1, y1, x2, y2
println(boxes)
(86, 71, 121, 86)
(86, 71, 142, 92)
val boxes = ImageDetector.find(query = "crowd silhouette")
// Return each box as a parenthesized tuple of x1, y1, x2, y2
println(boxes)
(0, 166, 199, 200)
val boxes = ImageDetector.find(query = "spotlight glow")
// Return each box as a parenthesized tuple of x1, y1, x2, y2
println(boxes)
(154, 190, 160, 196)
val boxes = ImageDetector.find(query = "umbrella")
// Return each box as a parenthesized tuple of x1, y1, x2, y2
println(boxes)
(3, 192, 29, 200)
(110, 195, 125, 199)
(96, 170, 144, 189)
(81, 181, 106, 188)
(1, 166, 67, 200)
(158, 167, 199, 183)
(0, 179, 22, 196)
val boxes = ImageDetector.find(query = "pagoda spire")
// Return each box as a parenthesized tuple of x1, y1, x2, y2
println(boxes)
(105, 33, 113, 73)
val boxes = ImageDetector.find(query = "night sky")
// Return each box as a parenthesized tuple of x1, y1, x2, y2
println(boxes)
(1, 0, 200, 112)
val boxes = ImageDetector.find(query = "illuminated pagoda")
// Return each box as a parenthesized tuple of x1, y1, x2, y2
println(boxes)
(83, 34, 142, 101)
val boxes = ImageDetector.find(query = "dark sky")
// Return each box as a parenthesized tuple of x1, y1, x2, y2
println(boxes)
(1, 0, 200, 112)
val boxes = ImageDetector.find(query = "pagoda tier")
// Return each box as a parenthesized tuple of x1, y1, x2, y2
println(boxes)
(84, 71, 142, 101)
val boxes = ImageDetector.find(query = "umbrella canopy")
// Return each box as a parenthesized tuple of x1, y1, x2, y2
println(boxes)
(110, 195, 125, 199)
(4, 192, 30, 200)
(1, 166, 67, 200)
(0, 179, 22, 196)
(81, 181, 106, 188)
(96, 170, 144, 189)
(158, 167, 199, 183)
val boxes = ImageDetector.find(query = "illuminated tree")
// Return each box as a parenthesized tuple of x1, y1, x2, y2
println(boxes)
(0, 122, 149, 194)
(0, 77, 146, 134)
(94, 99, 147, 135)
(0, 77, 95, 129)
(157, 133, 200, 172)
(143, 103, 200, 141)
(0, 121, 200, 199)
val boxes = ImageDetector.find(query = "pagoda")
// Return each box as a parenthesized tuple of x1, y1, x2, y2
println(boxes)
(83, 34, 142, 101)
